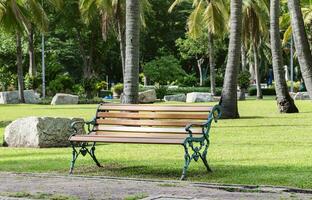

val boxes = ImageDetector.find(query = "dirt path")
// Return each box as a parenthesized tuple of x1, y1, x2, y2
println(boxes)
(0, 173, 312, 200)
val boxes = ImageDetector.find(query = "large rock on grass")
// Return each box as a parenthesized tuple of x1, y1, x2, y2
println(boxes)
(51, 93, 79, 105)
(4, 117, 85, 148)
(0, 90, 40, 104)
(164, 94, 186, 102)
(186, 92, 214, 103)
(138, 89, 156, 103)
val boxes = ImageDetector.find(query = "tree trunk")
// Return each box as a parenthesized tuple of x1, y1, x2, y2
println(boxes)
(288, 0, 312, 99)
(208, 33, 216, 95)
(253, 43, 263, 99)
(116, 1, 126, 80)
(28, 24, 36, 78)
(219, 0, 242, 119)
(241, 44, 247, 71)
(16, 32, 25, 103)
(197, 58, 204, 86)
(122, 0, 140, 104)
(238, 88, 246, 100)
(270, 0, 298, 113)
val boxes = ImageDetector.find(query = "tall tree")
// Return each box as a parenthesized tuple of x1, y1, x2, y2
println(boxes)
(270, 0, 298, 113)
(219, 0, 242, 119)
(169, 0, 229, 95)
(122, 0, 140, 103)
(287, 0, 312, 99)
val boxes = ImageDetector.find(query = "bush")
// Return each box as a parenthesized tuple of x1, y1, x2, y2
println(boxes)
(155, 86, 168, 99)
(167, 87, 222, 96)
(99, 90, 113, 97)
(78, 97, 104, 104)
(111, 83, 123, 96)
(177, 74, 198, 87)
(248, 87, 276, 96)
(143, 55, 186, 85)
(238, 71, 251, 89)
(47, 73, 74, 95)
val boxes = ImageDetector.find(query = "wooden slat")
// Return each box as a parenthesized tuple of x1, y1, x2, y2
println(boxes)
(94, 131, 202, 135)
(70, 135, 183, 144)
(95, 119, 205, 127)
(94, 126, 202, 134)
(99, 104, 212, 112)
(84, 132, 189, 139)
(97, 112, 208, 119)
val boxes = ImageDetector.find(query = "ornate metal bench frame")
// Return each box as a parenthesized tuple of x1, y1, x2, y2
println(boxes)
(69, 104, 221, 180)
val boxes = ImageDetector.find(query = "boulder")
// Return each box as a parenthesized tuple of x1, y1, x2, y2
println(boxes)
(51, 93, 79, 105)
(138, 89, 157, 103)
(3, 117, 85, 148)
(164, 94, 186, 102)
(186, 92, 214, 103)
(294, 92, 311, 100)
(0, 90, 40, 104)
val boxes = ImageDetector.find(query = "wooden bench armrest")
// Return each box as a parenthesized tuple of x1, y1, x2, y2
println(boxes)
(70, 118, 96, 136)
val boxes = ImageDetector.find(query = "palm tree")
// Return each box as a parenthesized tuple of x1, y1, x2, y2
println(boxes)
(219, 0, 242, 119)
(0, 0, 48, 102)
(242, 0, 269, 100)
(287, 0, 312, 99)
(79, 0, 150, 80)
(122, 0, 140, 103)
(270, 0, 298, 113)
(169, 0, 229, 95)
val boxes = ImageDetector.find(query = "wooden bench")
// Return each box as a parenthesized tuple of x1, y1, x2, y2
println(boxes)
(69, 103, 221, 180)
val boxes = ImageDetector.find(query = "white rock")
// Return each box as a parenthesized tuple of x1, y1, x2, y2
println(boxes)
(51, 93, 79, 105)
(138, 89, 157, 103)
(164, 94, 186, 102)
(0, 90, 40, 104)
(294, 92, 311, 100)
(186, 92, 213, 103)
(4, 117, 85, 148)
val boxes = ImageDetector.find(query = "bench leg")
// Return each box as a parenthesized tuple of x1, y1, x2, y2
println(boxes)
(180, 138, 212, 180)
(200, 143, 212, 172)
(89, 142, 103, 168)
(69, 142, 80, 174)
(69, 142, 102, 174)
(180, 143, 192, 180)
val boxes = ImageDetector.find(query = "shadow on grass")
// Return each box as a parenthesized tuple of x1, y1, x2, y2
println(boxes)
(218, 124, 312, 128)
(0, 120, 11, 128)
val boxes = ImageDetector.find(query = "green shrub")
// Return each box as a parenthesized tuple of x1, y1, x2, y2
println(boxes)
(111, 83, 123, 96)
(177, 74, 198, 87)
(47, 73, 74, 95)
(166, 87, 222, 96)
(143, 55, 186, 85)
(155, 86, 168, 99)
(78, 97, 104, 104)
(99, 90, 113, 97)
(248, 87, 276, 96)
(238, 71, 251, 89)
(72, 84, 85, 96)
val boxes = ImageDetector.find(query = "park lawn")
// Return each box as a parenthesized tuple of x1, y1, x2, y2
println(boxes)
(1, 100, 312, 189)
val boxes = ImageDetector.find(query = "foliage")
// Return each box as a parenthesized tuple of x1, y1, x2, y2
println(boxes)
(72, 84, 85, 96)
(111, 83, 123, 96)
(238, 71, 251, 89)
(143, 55, 186, 85)
(24, 74, 41, 90)
(248, 87, 276, 96)
(166, 86, 222, 96)
(95, 81, 108, 92)
(177, 74, 198, 87)
(155, 85, 168, 99)
(47, 73, 74, 96)
(0, 67, 16, 91)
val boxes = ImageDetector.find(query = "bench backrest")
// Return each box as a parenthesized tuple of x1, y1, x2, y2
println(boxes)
(91, 104, 220, 135)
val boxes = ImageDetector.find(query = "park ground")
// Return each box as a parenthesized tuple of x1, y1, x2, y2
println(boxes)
(0, 98, 312, 191)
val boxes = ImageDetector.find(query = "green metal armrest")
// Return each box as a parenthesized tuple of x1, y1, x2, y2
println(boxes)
(185, 122, 208, 137)
(70, 118, 96, 136)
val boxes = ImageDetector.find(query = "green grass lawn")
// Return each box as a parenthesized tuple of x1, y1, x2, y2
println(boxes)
(1, 100, 312, 189)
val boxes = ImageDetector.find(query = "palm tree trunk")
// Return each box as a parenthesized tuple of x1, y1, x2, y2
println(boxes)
(116, 1, 126, 80)
(28, 24, 36, 78)
(270, 0, 298, 113)
(288, 0, 312, 99)
(219, 0, 242, 119)
(16, 32, 25, 103)
(197, 58, 204, 86)
(208, 33, 216, 95)
(241, 44, 247, 71)
(122, 0, 140, 104)
(253, 43, 263, 99)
